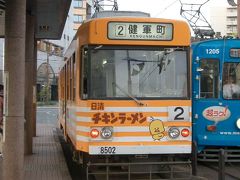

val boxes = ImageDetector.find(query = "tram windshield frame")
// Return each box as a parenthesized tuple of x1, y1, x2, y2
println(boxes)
(84, 46, 189, 100)
(222, 62, 240, 100)
(199, 59, 219, 99)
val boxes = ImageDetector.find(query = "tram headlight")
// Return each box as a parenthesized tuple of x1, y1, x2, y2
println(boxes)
(181, 128, 190, 137)
(236, 119, 240, 129)
(168, 127, 180, 139)
(101, 127, 113, 139)
(90, 128, 100, 138)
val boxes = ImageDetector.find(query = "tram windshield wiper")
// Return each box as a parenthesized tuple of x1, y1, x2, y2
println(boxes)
(112, 82, 145, 106)
(94, 45, 103, 50)
(92, 45, 103, 53)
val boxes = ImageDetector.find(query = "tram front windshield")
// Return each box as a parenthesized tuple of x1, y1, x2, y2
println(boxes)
(89, 47, 188, 99)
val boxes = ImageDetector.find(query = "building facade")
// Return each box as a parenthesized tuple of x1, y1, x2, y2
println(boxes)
(210, 6, 237, 37)
(0, 0, 95, 101)
(72, 0, 94, 31)
(226, 6, 238, 36)
(36, 40, 64, 101)
(36, 0, 94, 102)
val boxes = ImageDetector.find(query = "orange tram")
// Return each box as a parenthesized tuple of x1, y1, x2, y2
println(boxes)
(58, 13, 192, 179)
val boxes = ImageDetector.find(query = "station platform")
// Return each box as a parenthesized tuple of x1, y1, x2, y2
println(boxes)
(24, 123, 72, 180)
(0, 107, 72, 180)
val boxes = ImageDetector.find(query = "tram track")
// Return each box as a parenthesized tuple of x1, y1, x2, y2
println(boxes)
(200, 162, 240, 180)
(58, 127, 239, 180)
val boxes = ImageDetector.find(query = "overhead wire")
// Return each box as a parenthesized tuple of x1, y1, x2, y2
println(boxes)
(153, 0, 179, 17)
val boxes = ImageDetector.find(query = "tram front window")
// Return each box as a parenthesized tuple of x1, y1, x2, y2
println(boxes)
(223, 63, 240, 99)
(200, 59, 219, 98)
(89, 47, 188, 99)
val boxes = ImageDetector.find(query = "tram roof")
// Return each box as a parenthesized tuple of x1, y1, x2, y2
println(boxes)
(191, 38, 240, 47)
(75, 16, 191, 46)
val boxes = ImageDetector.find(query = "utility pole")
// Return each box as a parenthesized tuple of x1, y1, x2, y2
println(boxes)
(46, 51, 50, 104)
(45, 42, 53, 104)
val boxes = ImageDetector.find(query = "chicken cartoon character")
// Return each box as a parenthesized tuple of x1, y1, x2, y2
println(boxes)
(149, 120, 165, 141)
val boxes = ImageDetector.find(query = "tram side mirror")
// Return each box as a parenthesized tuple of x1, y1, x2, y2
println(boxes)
(196, 67, 204, 72)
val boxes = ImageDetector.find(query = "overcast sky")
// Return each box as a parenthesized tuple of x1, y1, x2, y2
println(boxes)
(116, 0, 229, 21)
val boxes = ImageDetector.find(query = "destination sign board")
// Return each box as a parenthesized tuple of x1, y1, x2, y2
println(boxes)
(108, 22, 173, 40)
(230, 48, 240, 58)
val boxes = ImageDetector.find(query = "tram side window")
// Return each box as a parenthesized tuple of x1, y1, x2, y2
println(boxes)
(81, 48, 88, 99)
(72, 53, 76, 100)
(223, 63, 240, 99)
(67, 61, 70, 100)
(200, 59, 219, 98)
(69, 58, 72, 100)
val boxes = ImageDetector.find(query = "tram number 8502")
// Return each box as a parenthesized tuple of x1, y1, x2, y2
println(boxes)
(100, 147, 116, 154)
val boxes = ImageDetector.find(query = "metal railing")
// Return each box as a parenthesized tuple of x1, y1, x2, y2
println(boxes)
(86, 159, 192, 180)
(198, 147, 240, 162)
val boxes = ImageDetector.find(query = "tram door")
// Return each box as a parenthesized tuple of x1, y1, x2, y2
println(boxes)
(192, 54, 221, 146)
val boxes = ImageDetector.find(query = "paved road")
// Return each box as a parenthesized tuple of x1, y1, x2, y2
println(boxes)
(37, 106, 59, 125)
(0, 106, 60, 180)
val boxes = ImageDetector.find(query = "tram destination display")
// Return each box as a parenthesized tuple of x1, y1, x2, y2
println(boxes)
(108, 22, 173, 40)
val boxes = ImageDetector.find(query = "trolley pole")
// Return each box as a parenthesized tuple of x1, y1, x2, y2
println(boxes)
(3, 0, 26, 179)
